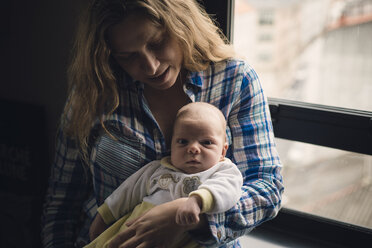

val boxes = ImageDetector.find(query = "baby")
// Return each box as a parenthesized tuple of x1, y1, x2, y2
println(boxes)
(86, 102, 243, 248)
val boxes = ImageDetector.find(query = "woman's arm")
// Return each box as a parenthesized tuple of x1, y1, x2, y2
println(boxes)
(200, 62, 284, 246)
(41, 128, 92, 248)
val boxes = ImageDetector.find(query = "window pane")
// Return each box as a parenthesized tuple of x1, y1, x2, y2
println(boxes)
(276, 138, 372, 229)
(234, 0, 372, 112)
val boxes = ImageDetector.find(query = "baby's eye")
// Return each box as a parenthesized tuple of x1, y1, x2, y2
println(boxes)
(177, 139, 188, 145)
(201, 140, 213, 145)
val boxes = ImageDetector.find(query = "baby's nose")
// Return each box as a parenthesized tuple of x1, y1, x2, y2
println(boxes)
(188, 143, 200, 154)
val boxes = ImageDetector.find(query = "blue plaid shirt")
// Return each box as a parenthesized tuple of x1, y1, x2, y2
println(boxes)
(42, 59, 283, 248)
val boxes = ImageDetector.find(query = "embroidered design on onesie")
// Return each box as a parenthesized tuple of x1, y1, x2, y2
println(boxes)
(157, 174, 179, 189)
(183, 176, 201, 194)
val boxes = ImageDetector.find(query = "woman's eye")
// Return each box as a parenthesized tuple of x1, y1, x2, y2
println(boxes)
(149, 34, 167, 50)
(115, 53, 134, 61)
(148, 40, 163, 50)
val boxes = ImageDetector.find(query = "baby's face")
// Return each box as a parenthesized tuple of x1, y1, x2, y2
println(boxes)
(170, 115, 228, 174)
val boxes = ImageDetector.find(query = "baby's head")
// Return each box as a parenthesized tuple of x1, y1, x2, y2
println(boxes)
(170, 102, 228, 174)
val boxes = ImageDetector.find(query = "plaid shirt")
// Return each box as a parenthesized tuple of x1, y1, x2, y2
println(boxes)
(42, 59, 283, 248)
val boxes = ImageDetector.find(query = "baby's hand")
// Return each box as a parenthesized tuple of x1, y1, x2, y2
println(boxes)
(175, 195, 202, 226)
(89, 212, 108, 241)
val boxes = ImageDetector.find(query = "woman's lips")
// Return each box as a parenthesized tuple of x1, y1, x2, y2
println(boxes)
(150, 67, 169, 82)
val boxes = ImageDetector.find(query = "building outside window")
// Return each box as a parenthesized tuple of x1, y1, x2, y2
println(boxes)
(234, 0, 372, 230)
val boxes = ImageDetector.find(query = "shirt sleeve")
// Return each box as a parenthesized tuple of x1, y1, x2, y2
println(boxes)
(103, 160, 161, 221)
(191, 160, 243, 214)
(189, 188, 214, 213)
(198, 62, 284, 246)
(41, 127, 92, 248)
(97, 202, 116, 225)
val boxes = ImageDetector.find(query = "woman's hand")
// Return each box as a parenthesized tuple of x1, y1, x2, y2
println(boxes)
(89, 212, 108, 241)
(107, 198, 206, 248)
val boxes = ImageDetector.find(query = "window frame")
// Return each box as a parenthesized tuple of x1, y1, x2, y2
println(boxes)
(269, 98, 372, 155)
(202, 0, 372, 245)
(201, 0, 235, 42)
(266, 99, 372, 246)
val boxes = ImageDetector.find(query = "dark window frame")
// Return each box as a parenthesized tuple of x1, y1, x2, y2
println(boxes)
(201, 0, 235, 42)
(201, 0, 372, 245)
(269, 98, 372, 155)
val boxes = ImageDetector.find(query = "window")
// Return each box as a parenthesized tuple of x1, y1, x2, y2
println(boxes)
(257, 52, 272, 62)
(202, 0, 372, 245)
(258, 33, 273, 42)
(234, 0, 372, 112)
(233, 0, 372, 232)
(278, 139, 372, 228)
(258, 10, 274, 25)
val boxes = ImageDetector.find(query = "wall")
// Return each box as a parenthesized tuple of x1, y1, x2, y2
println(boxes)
(1, 0, 87, 164)
(0, 1, 86, 247)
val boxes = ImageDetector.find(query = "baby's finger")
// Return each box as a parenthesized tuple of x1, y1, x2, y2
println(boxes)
(175, 213, 181, 225)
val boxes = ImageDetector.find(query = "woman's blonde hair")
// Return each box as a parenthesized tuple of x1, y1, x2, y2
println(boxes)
(64, 0, 235, 157)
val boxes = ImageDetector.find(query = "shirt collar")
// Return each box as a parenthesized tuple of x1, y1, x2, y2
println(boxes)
(160, 156, 231, 173)
(160, 156, 183, 172)
(186, 70, 204, 89)
(118, 69, 203, 91)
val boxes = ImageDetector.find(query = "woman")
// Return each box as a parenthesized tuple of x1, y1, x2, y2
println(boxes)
(42, 0, 284, 247)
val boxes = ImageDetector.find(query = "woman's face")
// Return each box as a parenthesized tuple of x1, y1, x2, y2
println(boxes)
(108, 14, 184, 90)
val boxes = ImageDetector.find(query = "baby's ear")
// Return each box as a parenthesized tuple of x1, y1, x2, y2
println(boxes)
(221, 142, 228, 157)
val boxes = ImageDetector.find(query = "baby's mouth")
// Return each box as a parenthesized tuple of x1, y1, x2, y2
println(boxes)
(187, 159, 200, 164)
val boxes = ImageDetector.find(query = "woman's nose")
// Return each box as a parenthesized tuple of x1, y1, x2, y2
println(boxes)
(140, 49, 160, 76)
